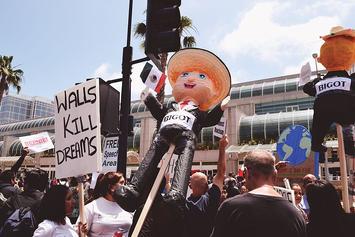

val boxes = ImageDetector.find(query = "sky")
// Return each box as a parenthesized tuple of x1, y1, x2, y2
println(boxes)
(1, 0, 354, 102)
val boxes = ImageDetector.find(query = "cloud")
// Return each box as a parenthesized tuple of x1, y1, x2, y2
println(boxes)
(218, 1, 341, 64)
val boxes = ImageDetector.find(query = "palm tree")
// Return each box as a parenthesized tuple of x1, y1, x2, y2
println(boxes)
(0, 55, 24, 104)
(134, 15, 197, 104)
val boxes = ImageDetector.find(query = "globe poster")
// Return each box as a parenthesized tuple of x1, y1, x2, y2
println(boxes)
(276, 125, 312, 165)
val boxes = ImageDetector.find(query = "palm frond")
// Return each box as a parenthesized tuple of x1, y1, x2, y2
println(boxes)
(182, 36, 196, 48)
(134, 22, 147, 38)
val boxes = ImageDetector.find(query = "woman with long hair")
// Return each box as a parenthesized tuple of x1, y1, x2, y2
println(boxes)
(306, 180, 355, 237)
(33, 185, 78, 236)
(80, 172, 133, 237)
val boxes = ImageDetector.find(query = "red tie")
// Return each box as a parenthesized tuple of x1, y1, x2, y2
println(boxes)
(180, 100, 189, 109)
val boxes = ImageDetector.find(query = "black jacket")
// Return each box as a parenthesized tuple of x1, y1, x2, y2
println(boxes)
(0, 182, 21, 199)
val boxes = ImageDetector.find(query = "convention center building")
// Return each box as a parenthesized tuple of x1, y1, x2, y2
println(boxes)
(0, 70, 344, 181)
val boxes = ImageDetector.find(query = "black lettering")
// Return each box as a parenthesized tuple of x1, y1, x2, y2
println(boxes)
(326, 82, 333, 88)
(76, 88, 85, 106)
(68, 91, 77, 110)
(63, 115, 74, 138)
(333, 81, 340, 87)
(89, 136, 97, 155)
(72, 117, 80, 135)
(55, 91, 67, 113)
(88, 115, 97, 130)
(341, 81, 346, 87)
(87, 85, 97, 103)
(56, 150, 65, 165)
(80, 116, 89, 132)
(186, 116, 191, 123)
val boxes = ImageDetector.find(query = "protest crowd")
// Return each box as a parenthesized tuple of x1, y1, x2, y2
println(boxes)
(0, 135, 354, 237)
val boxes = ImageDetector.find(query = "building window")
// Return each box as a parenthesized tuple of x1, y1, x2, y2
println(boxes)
(286, 105, 299, 112)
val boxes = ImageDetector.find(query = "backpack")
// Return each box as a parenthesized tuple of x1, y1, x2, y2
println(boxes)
(0, 207, 37, 237)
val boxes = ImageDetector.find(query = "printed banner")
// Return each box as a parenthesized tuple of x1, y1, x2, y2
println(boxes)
(102, 136, 119, 172)
(19, 132, 54, 154)
(213, 117, 227, 138)
(54, 79, 102, 179)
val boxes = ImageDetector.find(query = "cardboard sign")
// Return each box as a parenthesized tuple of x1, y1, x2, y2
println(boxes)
(213, 117, 227, 138)
(160, 110, 196, 130)
(274, 186, 296, 206)
(54, 79, 102, 179)
(19, 132, 54, 154)
(102, 136, 119, 172)
(299, 62, 311, 86)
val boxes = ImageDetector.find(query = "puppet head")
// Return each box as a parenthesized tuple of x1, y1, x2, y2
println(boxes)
(167, 48, 231, 111)
(318, 26, 355, 71)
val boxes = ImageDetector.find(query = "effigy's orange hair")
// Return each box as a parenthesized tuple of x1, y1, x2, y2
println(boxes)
(167, 48, 231, 111)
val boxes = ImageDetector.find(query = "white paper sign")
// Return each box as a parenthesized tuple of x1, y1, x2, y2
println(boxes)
(19, 132, 54, 154)
(213, 117, 227, 138)
(299, 62, 311, 86)
(274, 186, 296, 206)
(54, 79, 102, 179)
(102, 136, 119, 172)
(160, 110, 196, 130)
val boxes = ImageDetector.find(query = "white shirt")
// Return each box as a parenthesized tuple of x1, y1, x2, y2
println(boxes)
(33, 217, 78, 237)
(81, 197, 133, 237)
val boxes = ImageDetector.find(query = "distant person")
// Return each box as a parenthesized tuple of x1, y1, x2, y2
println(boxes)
(0, 148, 29, 198)
(79, 172, 133, 237)
(33, 185, 78, 237)
(292, 183, 309, 222)
(210, 150, 306, 237)
(306, 180, 355, 237)
(299, 174, 317, 215)
(184, 134, 228, 237)
(0, 168, 48, 225)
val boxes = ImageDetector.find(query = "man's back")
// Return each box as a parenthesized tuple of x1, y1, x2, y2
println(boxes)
(210, 193, 306, 237)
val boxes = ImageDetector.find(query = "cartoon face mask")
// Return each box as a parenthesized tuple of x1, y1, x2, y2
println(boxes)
(172, 71, 216, 106)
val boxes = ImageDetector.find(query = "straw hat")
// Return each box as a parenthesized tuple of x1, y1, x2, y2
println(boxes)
(167, 48, 231, 110)
(321, 26, 355, 40)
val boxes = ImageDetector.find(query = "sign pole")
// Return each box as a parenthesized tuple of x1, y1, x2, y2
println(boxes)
(336, 123, 350, 213)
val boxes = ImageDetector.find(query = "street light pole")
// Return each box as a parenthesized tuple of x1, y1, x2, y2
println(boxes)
(118, 0, 133, 178)
(312, 53, 320, 78)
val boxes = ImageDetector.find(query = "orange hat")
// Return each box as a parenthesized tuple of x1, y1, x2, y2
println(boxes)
(167, 48, 231, 110)
(319, 26, 355, 71)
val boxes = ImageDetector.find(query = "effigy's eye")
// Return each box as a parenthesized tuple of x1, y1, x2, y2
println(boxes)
(181, 72, 189, 77)
(199, 73, 206, 79)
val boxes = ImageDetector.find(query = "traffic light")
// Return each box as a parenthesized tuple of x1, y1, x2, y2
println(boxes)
(145, 0, 181, 54)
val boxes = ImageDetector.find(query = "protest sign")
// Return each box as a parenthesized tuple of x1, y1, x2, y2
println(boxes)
(102, 136, 119, 173)
(19, 132, 54, 154)
(213, 117, 227, 138)
(55, 79, 102, 179)
(274, 186, 296, 206)
(299, 62, 311, 86)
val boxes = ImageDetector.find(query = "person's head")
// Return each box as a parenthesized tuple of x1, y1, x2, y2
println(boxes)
(291, 183, 303, 205)
(0, 170, 16, 185)
(306, 180, 344, 224)
(189, 172, 208, 197)
(302, 174, 316, 193)
(240, 185, 248, 194)
(39, 185, 73, 224)
(24, 169, 48, 192)
(93, 172, 124, 201)
(243, 150, 276, 191)
(168, 48, 231, 111)
(69, 177, 78, 187)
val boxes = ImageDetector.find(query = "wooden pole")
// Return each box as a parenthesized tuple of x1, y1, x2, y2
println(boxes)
(336, 124, 350, 213)
(78, 181, 87, 237)
(131, 145, 176, 237)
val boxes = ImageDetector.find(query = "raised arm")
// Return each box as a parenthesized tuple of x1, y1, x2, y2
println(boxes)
(11, 147, 29, 174)
(142, 89, 167, 122)
(213, 135, 228, 190)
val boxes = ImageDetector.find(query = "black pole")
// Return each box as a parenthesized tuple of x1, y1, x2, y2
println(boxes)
(118, 0, 133, 178)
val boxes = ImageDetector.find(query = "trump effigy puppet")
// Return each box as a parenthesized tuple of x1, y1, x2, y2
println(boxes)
(303, 26, 355, 154)
(114, 48, 231, 215)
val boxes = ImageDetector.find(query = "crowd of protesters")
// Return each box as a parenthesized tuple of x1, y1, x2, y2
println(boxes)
(0, 139, 354, 236)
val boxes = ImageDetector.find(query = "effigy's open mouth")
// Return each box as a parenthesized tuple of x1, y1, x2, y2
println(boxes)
(184, 83, 196, 89)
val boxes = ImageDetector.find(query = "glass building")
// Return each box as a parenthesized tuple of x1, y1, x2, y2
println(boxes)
(0, 94, 55, 125)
